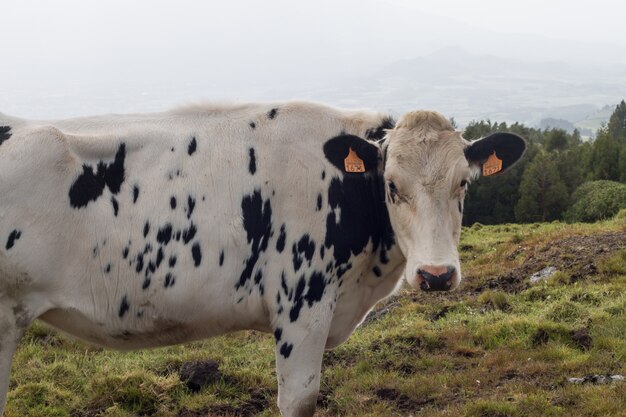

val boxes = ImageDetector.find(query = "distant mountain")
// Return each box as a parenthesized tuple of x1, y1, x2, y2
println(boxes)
(297, 48, 624, 131)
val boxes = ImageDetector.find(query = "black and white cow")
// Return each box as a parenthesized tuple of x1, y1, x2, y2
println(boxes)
(0, 102, 525, 416)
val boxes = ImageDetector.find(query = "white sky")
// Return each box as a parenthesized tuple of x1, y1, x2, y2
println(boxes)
(1, 0, 625, 118)
(386, 0, 626, 46)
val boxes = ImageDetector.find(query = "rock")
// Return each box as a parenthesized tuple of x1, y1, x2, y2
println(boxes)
(178, 360, 221, 392)
(529, 266, 558, 283)
(567, 374, 624, 384)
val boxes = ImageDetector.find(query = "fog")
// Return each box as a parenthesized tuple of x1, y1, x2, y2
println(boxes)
(1, 0, 625, 128)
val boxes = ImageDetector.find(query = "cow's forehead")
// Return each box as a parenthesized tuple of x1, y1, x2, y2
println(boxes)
(386, 112, 468, 187)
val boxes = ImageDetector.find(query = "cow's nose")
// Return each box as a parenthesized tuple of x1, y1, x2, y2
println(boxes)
(417, 265, 456, 291)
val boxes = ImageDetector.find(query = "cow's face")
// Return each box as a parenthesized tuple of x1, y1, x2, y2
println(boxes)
(383, 111, 525, 291)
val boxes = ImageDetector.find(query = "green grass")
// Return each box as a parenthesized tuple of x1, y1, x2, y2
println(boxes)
(6, 215, 626, 416)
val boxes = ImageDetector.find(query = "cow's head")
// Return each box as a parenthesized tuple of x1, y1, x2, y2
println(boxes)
(324, 111, 525, 292)
(382, 111, 525, 291)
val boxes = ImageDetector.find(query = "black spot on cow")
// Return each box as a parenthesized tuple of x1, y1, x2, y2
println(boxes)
(323, 164, 395, 270)
(5, 229, 21, 250)
(132, 185, 140, 203)
(236, 190, 272, 289)
(280, 342, 293, 359)
(249, 121, 256, 129)
(281, 272, 289, 296)
(320, 245, 325, 259)
(111, 197, 119, 216)
(143, 221, 150, 238)
(254, 270, 263, 285)
(316, 194, 322, 211)
(191, 242, 202, 267)
(321, 170, 326, 180)
(304, 272, 326, 306)
(0, 126, 12, 146)
(122, 246, 130, 259)
(157, 224, 173, 245)
(104, 263, 112, 273)
(188, 137, 197, 155)
(186, 196, 195, 219)
(292, 234, 315, 272)
(365, 116, 395, 141)
(147, 261, 156, 275)
(69, 143, 126, 209)
(155, 247, 164, 268)
(248, 148, 256, 175)
(118, 295, 130, 317)
(164, 272, 175, 288)
(182, 223, 197, 244)
(175, 231, 182, 241)
(276, 224, 286, 253)
(267, 108, 278, 119)
(289, 276, 307, 322)
(219, 250, 224, 266)
(458, 201, 463, 214)
(274, 327, 282, 343)
(373, 266, 382, 277)
(142, 278, 151, 290)
(170, 196, 177, 209)
(169, 255, 177, 268)
(143, 243, 153, 254)
(135, 253, 144, 273)
(171, 147, 175, 152)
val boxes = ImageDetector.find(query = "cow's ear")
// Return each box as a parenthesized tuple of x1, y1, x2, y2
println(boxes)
(464, 132, 526, 176)
(323, 134, 381, 174)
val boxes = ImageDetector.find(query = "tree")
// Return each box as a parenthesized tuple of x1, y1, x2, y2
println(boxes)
(564, 180, 626, 222)
(544, 129, 569, 152)
(515, 151, 569, 222)
(608, 100, 626, 140)
(590, 128, 620, 181)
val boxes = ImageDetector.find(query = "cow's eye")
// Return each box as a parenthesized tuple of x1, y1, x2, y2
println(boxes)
(460, 179, 468, 188)
(387, 181, 400, 203)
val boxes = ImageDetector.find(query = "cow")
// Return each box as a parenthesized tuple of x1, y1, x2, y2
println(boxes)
(0, 101, 525, 416)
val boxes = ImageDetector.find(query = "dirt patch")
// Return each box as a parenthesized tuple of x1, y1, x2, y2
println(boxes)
(177, 387, 273, 417)
(475, 231, 626, 293)
(570, 328, 593, 350)
(179, 360, 221, 392)
(374, 388, 433, 412)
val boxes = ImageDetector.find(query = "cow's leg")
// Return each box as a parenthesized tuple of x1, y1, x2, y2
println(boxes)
(273, 303, 334, 417)
(0, 300, 29, 415)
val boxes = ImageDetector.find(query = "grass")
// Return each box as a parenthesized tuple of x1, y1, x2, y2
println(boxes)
(6, 214, 626, 417)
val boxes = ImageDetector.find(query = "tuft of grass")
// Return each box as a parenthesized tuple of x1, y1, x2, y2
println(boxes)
(547, 301, 587, 324)
(598, 249, 626, 275)
(464, 400, 518, 417)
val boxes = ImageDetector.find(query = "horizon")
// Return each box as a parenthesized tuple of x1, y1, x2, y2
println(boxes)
(1, 0, 626, 131)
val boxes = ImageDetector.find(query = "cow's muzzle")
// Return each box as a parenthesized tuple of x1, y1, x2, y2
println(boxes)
(417, 265, 456, 291)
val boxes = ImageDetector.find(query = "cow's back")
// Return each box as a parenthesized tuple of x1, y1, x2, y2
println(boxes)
(0, 102, 392, 349)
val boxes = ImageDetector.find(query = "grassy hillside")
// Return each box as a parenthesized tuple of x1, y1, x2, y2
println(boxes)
(6, 215, 626, 417)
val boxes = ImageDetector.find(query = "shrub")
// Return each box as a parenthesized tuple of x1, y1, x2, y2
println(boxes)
(564, 180, 626, 223)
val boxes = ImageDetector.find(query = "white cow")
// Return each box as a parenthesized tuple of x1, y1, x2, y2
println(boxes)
(0, 102, 525, 416)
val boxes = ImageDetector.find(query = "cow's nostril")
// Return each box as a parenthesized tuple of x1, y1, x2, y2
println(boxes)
(417, 266, 456, 291)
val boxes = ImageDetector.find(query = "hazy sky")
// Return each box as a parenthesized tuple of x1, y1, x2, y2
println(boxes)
(1, 0, 625, 118)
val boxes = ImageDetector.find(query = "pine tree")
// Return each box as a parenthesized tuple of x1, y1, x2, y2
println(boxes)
(591, 129, 620, 181)
(608, 100, 626, 140)
(515, 152, 569, 222)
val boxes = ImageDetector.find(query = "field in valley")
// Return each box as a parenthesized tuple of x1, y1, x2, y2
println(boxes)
(5, 214, 626, 417)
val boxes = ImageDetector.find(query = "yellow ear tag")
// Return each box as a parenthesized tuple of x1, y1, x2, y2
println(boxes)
(483, 152, 503, 176)
(344, 147, 365, 173)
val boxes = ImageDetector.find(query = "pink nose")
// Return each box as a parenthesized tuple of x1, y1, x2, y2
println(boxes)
(417, 265, 456, 291)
